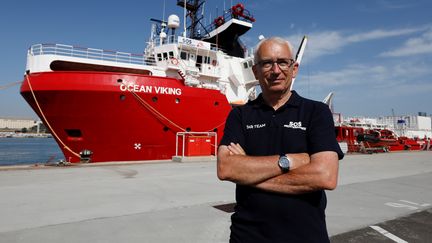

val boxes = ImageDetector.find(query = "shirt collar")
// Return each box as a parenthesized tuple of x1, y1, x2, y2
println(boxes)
(250, 90, 302, 110)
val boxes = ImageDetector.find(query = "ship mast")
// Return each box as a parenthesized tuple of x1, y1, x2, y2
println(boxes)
(177, 0, 205, 39)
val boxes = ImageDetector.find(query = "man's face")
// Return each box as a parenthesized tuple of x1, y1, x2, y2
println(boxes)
(253, 40, 299, 95)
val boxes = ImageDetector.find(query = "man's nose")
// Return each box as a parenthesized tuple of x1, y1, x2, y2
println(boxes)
(271, 62, 282, 73)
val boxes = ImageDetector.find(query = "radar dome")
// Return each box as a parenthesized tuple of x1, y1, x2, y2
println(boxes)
(168, 14, 180, 29)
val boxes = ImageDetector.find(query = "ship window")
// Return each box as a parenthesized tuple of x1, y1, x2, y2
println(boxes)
(169, 51, 174, 58)
(248, 60, 253, 67)
(180, 51, 187, 60)
(157, 53, 162, 61)
(204, 56, 210, 64)
(243, 62, 248, 69)
(65, 129, 82, 138)
(163, 52, 168, 60)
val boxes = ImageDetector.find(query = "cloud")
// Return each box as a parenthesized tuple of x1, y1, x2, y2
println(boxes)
(379, 28, 432, 57)
(346, 27, 424, 43)
(285, 26, 427, 62)
(297, 61, 432, 94)
(294, 61, 432, 116)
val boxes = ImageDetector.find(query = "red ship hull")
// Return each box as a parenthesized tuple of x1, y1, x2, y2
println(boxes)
(20, 72, 232, 162)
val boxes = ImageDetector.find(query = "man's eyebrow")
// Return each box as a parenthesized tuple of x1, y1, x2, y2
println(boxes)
(259, 58, 293, 61)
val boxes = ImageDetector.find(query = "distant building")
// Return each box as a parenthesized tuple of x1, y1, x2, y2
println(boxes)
(378, 114, 431, 139)
(335, 113, 431, 139)
(0, 117, 37, 130)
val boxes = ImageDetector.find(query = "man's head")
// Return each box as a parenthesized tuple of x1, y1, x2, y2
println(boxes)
(253, 37, 298, 96)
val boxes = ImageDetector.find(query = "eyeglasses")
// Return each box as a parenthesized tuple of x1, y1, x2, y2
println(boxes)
(257, 58, 295, 71)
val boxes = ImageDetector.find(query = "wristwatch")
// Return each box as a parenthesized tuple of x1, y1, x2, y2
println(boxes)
(278, 155, 291, 173)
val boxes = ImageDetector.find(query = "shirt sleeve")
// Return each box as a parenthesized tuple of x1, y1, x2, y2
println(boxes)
(307, 102, 344, 160)
(219, 107, 245, 147)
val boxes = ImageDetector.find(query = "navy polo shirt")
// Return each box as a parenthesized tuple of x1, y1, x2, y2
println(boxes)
(220, 91, 344, 243)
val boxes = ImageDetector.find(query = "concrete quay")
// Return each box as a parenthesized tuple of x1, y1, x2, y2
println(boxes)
(1, 151, 432, 242)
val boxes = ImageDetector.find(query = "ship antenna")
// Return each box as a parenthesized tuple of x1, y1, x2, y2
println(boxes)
(183, 0, 187, 37)
(162, 0, 166, 22)
(290, 36, 308, 90)
(201, 1, 205, 25)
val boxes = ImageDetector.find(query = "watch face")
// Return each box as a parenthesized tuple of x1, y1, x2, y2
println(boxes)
(279, 156, 290, 171)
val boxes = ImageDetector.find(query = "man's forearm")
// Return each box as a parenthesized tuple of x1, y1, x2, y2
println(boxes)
(254, 151, 339, 194)
(217, 144, 310, 185)
(217, 151, 281, 185)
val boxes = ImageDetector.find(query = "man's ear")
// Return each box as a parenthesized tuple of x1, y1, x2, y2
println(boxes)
(292, 62, 299, 78)
(252, 64, 259, 79)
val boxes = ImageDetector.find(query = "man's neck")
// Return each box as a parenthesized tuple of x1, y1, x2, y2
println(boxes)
(262, 90, 292, 110)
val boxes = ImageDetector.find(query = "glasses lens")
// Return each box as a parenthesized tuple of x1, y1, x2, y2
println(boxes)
(260, 59, 294, 70)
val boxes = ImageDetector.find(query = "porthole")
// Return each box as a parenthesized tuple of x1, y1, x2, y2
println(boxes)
(175, 98, 180, 104)
(163, 126, 169, 132)
(213, 128, 218, 132)
(186, 127, 191, 132)
(152, 97, 158, 102)
(120, 95, 126, 101)
(117, 79, 123, 83)
(214, 101, 219, 106)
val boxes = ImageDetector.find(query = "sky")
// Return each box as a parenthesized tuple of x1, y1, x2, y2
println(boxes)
(1, 0, 431, 119)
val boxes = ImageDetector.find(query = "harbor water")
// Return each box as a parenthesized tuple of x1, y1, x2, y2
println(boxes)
(0, 137, 63, 166)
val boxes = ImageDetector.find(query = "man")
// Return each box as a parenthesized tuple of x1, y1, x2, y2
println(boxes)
(217, 37, 344, 242)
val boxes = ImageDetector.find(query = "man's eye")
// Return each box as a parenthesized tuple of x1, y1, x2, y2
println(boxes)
(277, 60, 289, 66)
(262, 61, 273, 66)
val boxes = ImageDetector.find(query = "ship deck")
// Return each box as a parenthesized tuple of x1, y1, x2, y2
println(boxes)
(1, 151, 432, 242)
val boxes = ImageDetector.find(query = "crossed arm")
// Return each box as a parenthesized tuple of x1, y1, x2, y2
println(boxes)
(217, 143, 339, 194)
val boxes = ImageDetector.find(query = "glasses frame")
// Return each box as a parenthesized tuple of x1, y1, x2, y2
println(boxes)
(257, 58, 296, 71)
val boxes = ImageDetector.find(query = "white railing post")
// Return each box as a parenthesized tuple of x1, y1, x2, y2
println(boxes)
(182, 133, 185, 156)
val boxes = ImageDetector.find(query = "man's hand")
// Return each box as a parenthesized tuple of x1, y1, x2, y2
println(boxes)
(218, 143, 339, 194)
(227, 142, 246, 156)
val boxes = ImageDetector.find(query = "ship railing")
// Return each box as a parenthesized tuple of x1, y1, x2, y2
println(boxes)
(29, 44, 157, 66)
(151, 35, 222, 52)
(202, 7, 255, 35)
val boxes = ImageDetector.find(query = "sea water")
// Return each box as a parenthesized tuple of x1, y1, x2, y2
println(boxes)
(0, 137, 63, 166)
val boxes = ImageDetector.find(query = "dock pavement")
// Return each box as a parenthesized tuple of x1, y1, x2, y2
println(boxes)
(1, 151, 432, 242)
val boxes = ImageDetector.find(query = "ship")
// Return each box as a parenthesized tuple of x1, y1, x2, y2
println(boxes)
(324, 93, 430, 153)
(19, 1, 281, 163)
(334, 117, 429, 153)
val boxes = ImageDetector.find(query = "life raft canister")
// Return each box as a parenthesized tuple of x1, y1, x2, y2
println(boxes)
(214, 16, 225, 27)
(231, 3, 244, 17)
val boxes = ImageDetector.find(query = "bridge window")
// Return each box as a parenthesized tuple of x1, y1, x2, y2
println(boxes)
(157, 53, 162, 61)
(204, 56, 211, 64)
(180, 51, 187, 60)
(169, 51, 174, 58)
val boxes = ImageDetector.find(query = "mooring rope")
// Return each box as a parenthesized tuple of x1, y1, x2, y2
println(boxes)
(126, 81, 226, 133)
(0, 81, 22, 90)
(25, 75, 80, 159)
